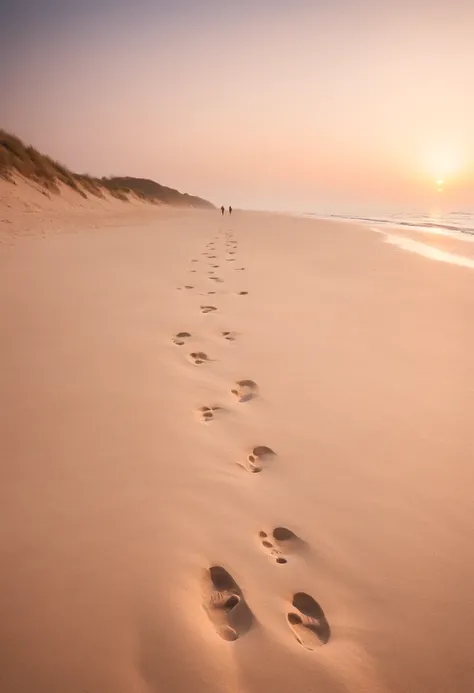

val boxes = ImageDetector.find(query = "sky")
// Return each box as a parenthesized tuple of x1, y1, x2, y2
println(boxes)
(2, 0, 474, 213)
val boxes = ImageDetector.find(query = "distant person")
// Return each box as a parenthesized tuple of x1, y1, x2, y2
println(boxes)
(229, 206, 233, 215)
(221, 205, 225, 215)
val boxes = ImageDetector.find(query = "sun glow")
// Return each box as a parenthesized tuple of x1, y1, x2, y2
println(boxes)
(417, 143, 465, 195)
(424, 145, 463, 181)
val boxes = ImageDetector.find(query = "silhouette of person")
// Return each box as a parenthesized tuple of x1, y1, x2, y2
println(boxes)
(229, 206, 233, 215)
(221, 205, 225, 215)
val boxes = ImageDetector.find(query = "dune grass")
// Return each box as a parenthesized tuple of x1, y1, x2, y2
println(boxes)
(0, 130, 213, 208)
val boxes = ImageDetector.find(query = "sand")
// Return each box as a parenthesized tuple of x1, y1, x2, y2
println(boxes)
(0, 176, 171, 239)
(1, 191, 473, 693)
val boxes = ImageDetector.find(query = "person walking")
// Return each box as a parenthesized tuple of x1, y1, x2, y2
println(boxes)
(228, 205, 233, 215)
(221, 205, 225, 216)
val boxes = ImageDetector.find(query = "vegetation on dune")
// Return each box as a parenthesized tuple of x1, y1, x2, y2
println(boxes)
(0, 130, 213, 208)
(101, 176, 213, 208)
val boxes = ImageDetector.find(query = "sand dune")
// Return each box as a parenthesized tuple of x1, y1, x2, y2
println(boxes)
(0, 175, 186, 239)
(1, 204, 473, 692)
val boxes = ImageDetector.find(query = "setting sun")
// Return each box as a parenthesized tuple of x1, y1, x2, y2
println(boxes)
(424, 145, 463, 182)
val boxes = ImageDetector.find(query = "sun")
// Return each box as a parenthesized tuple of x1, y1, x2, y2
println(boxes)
(424, 145, 462, 182)
(417, 143, 465, 194)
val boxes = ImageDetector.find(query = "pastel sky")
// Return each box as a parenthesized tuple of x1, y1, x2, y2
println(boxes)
(2, 0, 474, 213)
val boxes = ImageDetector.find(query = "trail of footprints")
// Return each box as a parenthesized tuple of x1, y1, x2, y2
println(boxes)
(175, 227, 330, 650)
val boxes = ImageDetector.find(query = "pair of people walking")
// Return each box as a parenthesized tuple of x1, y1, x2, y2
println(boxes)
(221, 205, 232, 216)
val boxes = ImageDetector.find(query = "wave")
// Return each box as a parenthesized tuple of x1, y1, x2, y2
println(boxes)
(327, 212, 474, 238)
(370, 227, 474, 270)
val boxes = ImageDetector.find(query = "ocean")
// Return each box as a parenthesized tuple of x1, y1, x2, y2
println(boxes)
(302, 209, 474, 269)
(328, 210, 474, 242)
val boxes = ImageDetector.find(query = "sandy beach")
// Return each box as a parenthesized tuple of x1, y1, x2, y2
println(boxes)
(1, 205, 473, 693)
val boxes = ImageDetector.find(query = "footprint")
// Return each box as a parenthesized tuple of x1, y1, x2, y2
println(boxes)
(226, 258, 236, 262)
(258, 531, 287, 564)
(273, 527, 299, 543)
(191, 259, 197, 263)
(189, 351, 209, 365)
(196, 405, 222, 423)
(237, 291, 248, 295)
(243, 445, 275, 473)
(184, 285, 194, 290)
(173, 331, 191, 346)
(208, 291, 216, 295)
(201, 305, 217, 314)
(208, 255, 217, 259)
(211, 265, 219, 268)
(287, 593, 330, 650)
(202, 566, 253, 641)
(231, 380, 258, 402)
(222, 331, 236, 342)
(210, 277, 224, 283)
